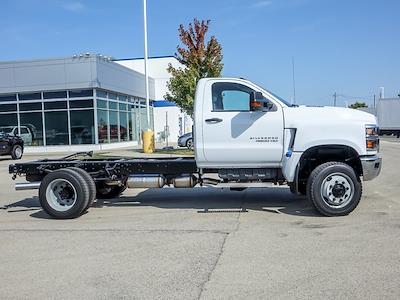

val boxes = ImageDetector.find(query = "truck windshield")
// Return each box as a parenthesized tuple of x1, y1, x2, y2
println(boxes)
(266, 90, 294, 107)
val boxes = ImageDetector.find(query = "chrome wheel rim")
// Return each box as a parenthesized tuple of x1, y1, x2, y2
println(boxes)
(187, 139, 193, 149)
(320, 172, 354, 209)
(45, 179, 77, 212)
(15, 147, 22, 158)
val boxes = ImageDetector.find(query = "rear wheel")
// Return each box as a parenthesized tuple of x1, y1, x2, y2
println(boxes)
(39, 169, 90, 219)
(11, 144, 23, 160)
(307, 162, 362, 216)
(67, 167, 96, 211)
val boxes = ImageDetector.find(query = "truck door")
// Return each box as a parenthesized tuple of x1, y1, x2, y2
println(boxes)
(201, 80, 284, 167)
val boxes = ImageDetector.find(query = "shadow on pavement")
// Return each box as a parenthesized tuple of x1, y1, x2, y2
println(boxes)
(4, 187, 320, 218)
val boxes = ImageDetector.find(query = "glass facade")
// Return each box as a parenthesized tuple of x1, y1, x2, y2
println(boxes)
(0, 88, 154, 147)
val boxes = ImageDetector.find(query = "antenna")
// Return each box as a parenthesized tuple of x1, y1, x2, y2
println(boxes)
(292, 57, 296, 105)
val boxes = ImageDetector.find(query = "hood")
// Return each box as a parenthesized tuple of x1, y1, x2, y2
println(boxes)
(283, 105, 377, 128)
(282, 105, 378, 155)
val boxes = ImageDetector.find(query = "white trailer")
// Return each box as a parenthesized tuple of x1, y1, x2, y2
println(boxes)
(377, 98, 400, 137)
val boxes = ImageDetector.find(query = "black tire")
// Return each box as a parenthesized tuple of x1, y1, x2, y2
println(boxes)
(96, 184, 127, 199)
(68, 167, 96, 211)
(39, 168, 90, 219)
(186, 138, 193, 149)
(307, 162, 362, 216)
(11, 144, 23, 160)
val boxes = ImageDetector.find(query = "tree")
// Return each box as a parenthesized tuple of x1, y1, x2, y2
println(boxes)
(165, 18, 223, 115)
(349, 101, 368, 109)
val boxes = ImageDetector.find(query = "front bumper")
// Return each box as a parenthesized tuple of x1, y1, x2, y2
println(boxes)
(360, 155, 382, 181)
(177, 139, 185, 147)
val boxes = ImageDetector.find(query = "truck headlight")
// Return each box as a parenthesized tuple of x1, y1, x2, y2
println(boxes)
(365, 125, 379, 151)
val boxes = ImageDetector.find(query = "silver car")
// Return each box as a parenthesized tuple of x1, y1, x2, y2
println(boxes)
(177, 132, 193, 149)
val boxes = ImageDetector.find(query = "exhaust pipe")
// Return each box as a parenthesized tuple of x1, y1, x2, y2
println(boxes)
(15, 182, 41, 191)
(173, 175, 198, 188)
(126, 174, 198, 189)
(127, 175, 165, 189)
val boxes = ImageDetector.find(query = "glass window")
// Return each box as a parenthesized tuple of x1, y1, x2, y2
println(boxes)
(109, 101, 118, 110)
(96, 90, 107, 98)
(69, 89, 93, 98)
(20, 127, 29, 134)
(108, 93, 117, 100)
(97, 99, 107, 109)
(140, 107, 147, 132)
(70, 110, 94, 144)
(44, 101, 67, 110)
(0, 114, 18, 134)
(19, 92, 41, 101)
(131, 110, 139, 142)
(97, 109, 108, 144)
(0, 104, 17, 112)
(0, 94, 17, 102)
(45, 111, 69, 145)
(211, 82, 254, 111)
(119, 111, 128, 141)
(20, 102, 41, 111)
(69, 99, 93, 109)
(20, 112, 44, 146)
(119, 102, 128, 111)
(43, 91, 67, 99)
(119, 95, 127, 102)
(109, 111, 118, 142)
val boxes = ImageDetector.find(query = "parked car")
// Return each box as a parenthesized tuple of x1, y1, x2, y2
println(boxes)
(178, 132, 193, 149)
(0, 132, 24, 159)
(0, 126, 33, 145)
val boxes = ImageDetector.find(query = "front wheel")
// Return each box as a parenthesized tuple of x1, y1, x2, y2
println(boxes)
(186, 138, 193, 149)
(11, 144, 23, 160)
(307, 162, 362, 216)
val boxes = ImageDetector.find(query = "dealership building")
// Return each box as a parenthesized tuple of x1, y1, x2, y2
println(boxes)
(0, 54, 191, 152)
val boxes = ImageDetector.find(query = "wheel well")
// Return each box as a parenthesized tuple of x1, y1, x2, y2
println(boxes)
(296, 145, 362, 195)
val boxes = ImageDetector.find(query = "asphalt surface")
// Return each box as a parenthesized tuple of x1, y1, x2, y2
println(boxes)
(1, 140, 399, 299)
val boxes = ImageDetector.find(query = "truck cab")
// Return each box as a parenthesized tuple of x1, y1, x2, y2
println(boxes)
(194, 78, 381, 215)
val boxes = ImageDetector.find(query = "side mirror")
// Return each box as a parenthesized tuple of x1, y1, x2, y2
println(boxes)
(250, 91, 272, 111)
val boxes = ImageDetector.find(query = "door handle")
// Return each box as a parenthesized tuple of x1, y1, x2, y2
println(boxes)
(205, 118, 223, 124)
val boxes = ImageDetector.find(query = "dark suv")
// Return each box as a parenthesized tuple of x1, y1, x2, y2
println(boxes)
(0, 132, 24, 159)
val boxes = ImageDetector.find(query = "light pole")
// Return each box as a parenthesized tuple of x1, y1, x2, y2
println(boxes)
(141, 0, 154, 153)
(143, 0, 150, 129)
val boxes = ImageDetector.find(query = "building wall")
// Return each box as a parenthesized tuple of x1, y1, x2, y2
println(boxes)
(115, 56, 181, 100)
(0, 55, 157, 152)
(115, 56, 193, 143)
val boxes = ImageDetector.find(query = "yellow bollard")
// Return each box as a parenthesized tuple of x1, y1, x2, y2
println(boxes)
(142, 129, 155, 154)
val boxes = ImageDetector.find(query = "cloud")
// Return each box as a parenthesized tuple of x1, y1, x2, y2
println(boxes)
(251, 1, 273, 8)
(62, 1, 86, 12)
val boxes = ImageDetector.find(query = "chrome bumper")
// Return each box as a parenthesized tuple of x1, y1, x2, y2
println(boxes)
(360, 155, 382, 181)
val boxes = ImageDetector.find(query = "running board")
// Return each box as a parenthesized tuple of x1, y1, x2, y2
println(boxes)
(202, 181, 276, 188)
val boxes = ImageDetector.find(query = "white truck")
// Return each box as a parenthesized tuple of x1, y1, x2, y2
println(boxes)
(9, 78, 382, 218)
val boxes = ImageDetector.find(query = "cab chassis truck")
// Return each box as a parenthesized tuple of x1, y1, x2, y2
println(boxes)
(9, 78, 382, 218)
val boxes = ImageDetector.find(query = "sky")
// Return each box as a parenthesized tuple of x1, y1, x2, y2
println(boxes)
(1, 0, 399, 106)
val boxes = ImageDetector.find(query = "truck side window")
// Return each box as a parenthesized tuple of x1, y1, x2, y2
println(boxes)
(212, 82, 254, 111)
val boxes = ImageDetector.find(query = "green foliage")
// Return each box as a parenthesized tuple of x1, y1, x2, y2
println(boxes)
(165, 18, 223, 115)
(349, 101, 368, 109)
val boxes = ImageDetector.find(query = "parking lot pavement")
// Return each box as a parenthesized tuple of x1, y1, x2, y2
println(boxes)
(0, 142, 399, 299)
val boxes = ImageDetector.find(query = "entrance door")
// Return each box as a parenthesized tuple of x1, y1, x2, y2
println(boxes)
(201, 80, 284, 167)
